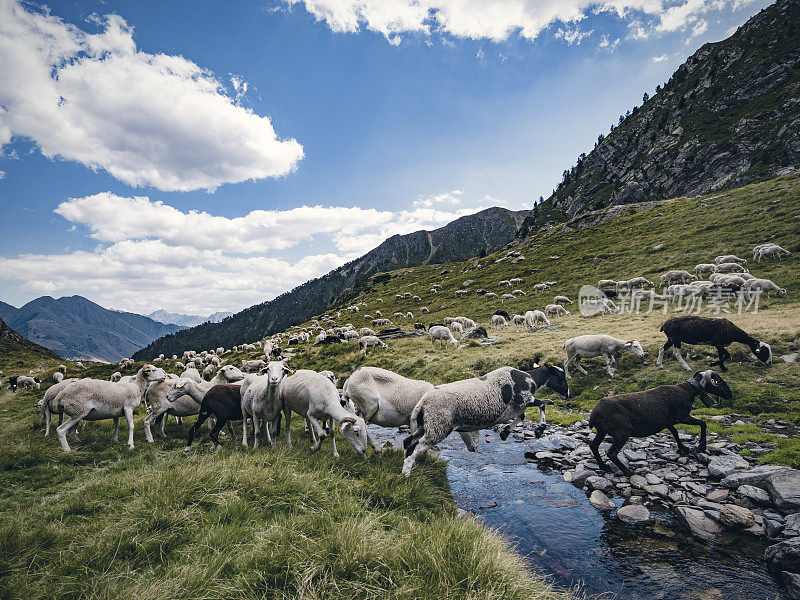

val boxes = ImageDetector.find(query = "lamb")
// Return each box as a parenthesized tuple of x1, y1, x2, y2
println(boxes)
(511, 314, 525, 330)
(588, 370, 732, 475)
(16, 375, 41, 390)
(714, 254, 747, 265)
(184, 384, 243, 450)
(202, 365, 215, 380)
(714, 262, 748, 274)
(280, 369, 367, 458)
(743, 278, 787, 299)
(524, 310, 550, 331)
(449, 321, 463, 337)
(240, 361, 292, 448)
(54, 365, 167, 451)
(553, 295, 573, 305)
(512, 289, 527, 296)
(660, 270, 696, 285)
(694, 263, 717, 277)
(657, 315, 772, 372)
(533, 283, 551, 291)
(491, 314, 508, 329)
(562, 334, 645, 379)
(429, 325, 458, 349)
(53, 372, 64, 383)
(545, 304, 570, 317)
(756, 244, 791, 261)
(359, 335, 388, 354)
(401, 367, 540, 475)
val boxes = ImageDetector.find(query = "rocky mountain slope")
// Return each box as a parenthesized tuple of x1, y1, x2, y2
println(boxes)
(0, 316, 60, 370)
(147, 310, 234, 328)
(540, 0, 800, 220)
(134, 206, 530, 359)
(2, 296, 183, 362)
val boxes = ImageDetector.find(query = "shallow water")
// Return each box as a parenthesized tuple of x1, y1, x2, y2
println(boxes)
(372, 427, 784, 600)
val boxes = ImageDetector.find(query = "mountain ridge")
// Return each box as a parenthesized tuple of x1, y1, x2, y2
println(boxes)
(147, 309, 234, 328)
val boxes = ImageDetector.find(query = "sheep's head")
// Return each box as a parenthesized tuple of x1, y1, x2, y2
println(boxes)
(262, 361, 292, 386)
(692, 370, 732, 404)
(339, 416, 368, 457)
(540, 363, 569, 400)
(625, 340, 645, 358)
(141, 365, 167, 383)
(320, 370, 338, 386)
(219, 365, 245, 382)
(166, 379, 191, 402)
(753, 342, 772, 365)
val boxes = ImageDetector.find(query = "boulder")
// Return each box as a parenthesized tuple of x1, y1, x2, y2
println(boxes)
(462, 326, 488, 340)
(531, 434, 580, 452)
(781, 571, 800, 600)
(737, 484, 771, 505)
(765, 537, 800, 573)
(706, 488, 729, 503)
(675, 506, 722, 540)
(563, 467, 595, 487)
(630, 474, 648, 489)
(590, 490, 616, 511)
(586, 476, 613, 492)
(708, 454, 750, 479)
(766, 469, 800, 511)
(784, 513, 800, 538)
(719, 504, 755, 529)
(720, 465, 789, 489)
(617, 504, 653, 524)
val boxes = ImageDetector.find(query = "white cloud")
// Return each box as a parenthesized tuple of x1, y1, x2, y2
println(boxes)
(599, 34, 621, 51)
(0, 170, 5, 180)
(0, 0, 303, 192)
(652, 53, 669, 61)
(555, 27, 594, 45)
(282, 1, 746, 44)
(0, 191, 490, 313)
(691, 19, 708, 36)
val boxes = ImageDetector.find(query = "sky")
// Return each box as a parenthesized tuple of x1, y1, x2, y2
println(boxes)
(0, 0, 774, 316)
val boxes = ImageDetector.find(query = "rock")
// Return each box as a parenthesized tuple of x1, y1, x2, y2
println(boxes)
(764, 518, 784, 538)
(590, 490, 616, 511)
(623, 449, 647, 461)
(784, 513, 800, 537)
(675, 506, 723, 540)
(737, 484, 771, 505)
(781, 352, 798, 364)
(644, 484, 670, 498)
(479, 500, 498, 510)
(644, 473, 663, 485)
(708, 454, 751, 479)
(563, 468, 595, 486)
(719, 504, 755, 529)
(462, 326, 488, 340)
(721, 465, 790, 489)
(781, 572, 800, 600)
(630, 474, 648, 489)
(531, 434, 580, 452)
(586, 476, 613, 492)
(706, 489, 729, 502)
(455, 508, 473, 520)
(617, 504, 653, 524)
(766, 469, 800, 511)
(765, 537, 800, 573)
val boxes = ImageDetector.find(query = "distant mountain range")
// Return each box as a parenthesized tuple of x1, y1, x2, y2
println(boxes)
(133, 206, 531, 359)
(147, 309, 233, 328)
(0, 296, 184, 362)
(0, 316, 60, 368)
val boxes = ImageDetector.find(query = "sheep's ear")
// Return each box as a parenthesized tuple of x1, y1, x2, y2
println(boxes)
(624, 341, 634, 347)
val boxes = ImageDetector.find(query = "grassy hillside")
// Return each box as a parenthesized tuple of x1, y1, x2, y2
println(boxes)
(0, 317, 61, 375)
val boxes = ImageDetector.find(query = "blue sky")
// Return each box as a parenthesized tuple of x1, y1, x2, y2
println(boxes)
(0, 0, 773, 315)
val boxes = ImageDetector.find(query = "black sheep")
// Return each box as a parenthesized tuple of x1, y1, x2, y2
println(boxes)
(494, 309, 511, 321)
(7, 376, 18, 391)
(658, 315, 771, 372)
(185, 384, 242, 450)
(588, 370, 732, 475)
(413, 323, 427, 331)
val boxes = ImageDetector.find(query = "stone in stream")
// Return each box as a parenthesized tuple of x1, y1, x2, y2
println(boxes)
(675, 506, 722, 540)
(529, 434, 580, 452)
(765, 537, 800, 573)
(708, 454, 750, 479)
(586, 476, 613, 492)
(765, 469, 800, 511)
(719, 504, 755, 529)
(784, 513, 800, 538)
(617, 504, 653, 524)
(737, 484, 771, 505)
(479, 500, 498, 510)
(563, 467, 594, 487)
(590, 490, 616, 511)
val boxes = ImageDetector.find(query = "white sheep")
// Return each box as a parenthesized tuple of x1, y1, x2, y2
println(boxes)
(406, 311, 413, 320)
(562, 335, 644, 379)
(359, 327, 376, 337)
(449, 321, 464, 337)
(484, 292, 497, 299)
(344, 330, 360, 342)
(524, 310, 550, 331)
(358, 335, 387, 355)
(501, 293, 515, 302)
(491, 314, 508, 329)
(598, 279, 617, 289)
(715, 254, 747, 265)
(17, 375, 40, 389)
(429, 325, 458, 349)
(57, 364, 67, 373)
(694, 263, 717, 277)
(553, 295, 573, 305)
(53, 365, 166, 451)
(743, 278, 787, 299)
(512, 289, 527, 297)
(420, 307, 429, 313)
(240, 361, 292, 448)
(109, 371, 122, 382)
(580, 298, 617, 316)
(533, 283, 551, 291)
(39, 378, 80, 436)
(53, 372, 64, 383)
(660, 270, 696, 285)
(544, 304, 570, 317)
(756, 244, 791, 261)
(511, 314, 526, 330)
(714, 262, 748, 274)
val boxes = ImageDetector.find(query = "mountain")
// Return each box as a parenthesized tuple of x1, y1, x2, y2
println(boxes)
(0, 300, 17, 324)
(133, 206, 531, 359)
(538, 0, 800, 220)
(0, 316, 60, 369)
(5, 296, 184, 362)
(147, 310, 234, 328)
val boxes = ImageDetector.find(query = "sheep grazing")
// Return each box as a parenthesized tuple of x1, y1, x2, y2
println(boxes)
(449, 321, 463, 337)
(533, 283, 551, 291)
(359, 327, 376, 337)
(714, 262, 748, 274)
(240, 361, 292, 448)
(715, 254, 747, 265)
(343, 367, 435, 452)
(511, 314, 526, 330)
(17, 375, 41, 390)
(484, 292, 497, 299)
(545, 304, 570, 318)
(512, 289, 527, 297)
(241, 359, 267, 373)
(414, 323, 427, 331)
(53, 372, 64, 383)
(358, 335, 387, 355)
(625, 276, 654, 289)
(491, 314, 508, 329)
(184, 384, 243, 451)
(420, 307, 429, 313)
(755, 243, 791, 261)
(743, 278, 786, 299)
(598, 279, 617, 290)
(280, 370, 367, 458)
(429, 325, 458, 349)
(401, 367, 541, 475)
(563, 334, 645, 379)
(694, 263, 717, 277)
(494, 309, 511, 320)
(660, 270, 696, 285)
(553, 295, 573, 305)
(54, 365, 167, 452)
(109, 371, 122, 382)
(524, 310, 550, 331)
(588, 370, 732, 475)
(580, 297, 617, 316)
(657, 315, 772, 372)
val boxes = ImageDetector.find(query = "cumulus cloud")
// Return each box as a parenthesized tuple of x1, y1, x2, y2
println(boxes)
(283, 0, 751, 44)
(555, 27, 594, 45)
(0, 192, 489, 313)
(0, 0, 303, 192)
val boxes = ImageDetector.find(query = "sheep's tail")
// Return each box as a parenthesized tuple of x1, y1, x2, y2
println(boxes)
(403, 405, 425, 456)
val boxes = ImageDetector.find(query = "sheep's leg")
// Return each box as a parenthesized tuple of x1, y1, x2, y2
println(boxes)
(711, 346, 730, 372)
(262, 416, 276, 449)
(458, 431, 479, 451)
(402, 429, 440, 476)
(112, 417, 120, 443)
(185, 411, 212, 452)
(666, 425, 692, 456)
(208, 419, 225, 449)
(534, 404, 548, 438)
(657, 341, 672, 367)
(563, 359, 571, 380)
(56, 407, 91, 452)
(606, 435, 631, 476)
(603, 353, 615, 377)
(679, 416, 707, 453)
(43, 406, 51, 436)
(241, 410, 249, 447)
(500, 414, 525, 441)
(251, 414, 262, 449)
(123, 406, 135, 449)
(160, 413, 168, 438)
(68, 422, 80, 440)
(673, 346, 692, 371)
(573, 357, 588, 375)
(284, 408, 293, 449)
(307, 415, 326, 452)
(589, 429, 610, 472)
(329, 420, 339, 459)
(226, 420, 236, 441)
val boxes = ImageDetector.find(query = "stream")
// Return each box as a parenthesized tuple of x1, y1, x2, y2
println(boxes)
(369, 426, 784, 600)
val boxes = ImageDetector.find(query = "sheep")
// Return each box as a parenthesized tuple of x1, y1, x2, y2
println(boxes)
(714, 254, 747, 265)
(743, 278, 786, 299)
(403, 292, 412, 298)
(372, 318, 392, 326)
(180, 367, 203, 383)
(625, 276, 654, 288)
(359, 327, 376, 337)
(499, 279, 511, 286)
(57, 364, 67, 373)
(184, 384, 243, 451)
(53, 372, 64, 383)
(756, 244, 791, 261)
(500, 293, 515, 303)
(344, 330, 359, 342)
(533, 283, 551, 291)
(363, 314, 373, 321)
(714, 262, 748, 274)
(395, 294, 403, 300)
(657, 315, 772, 372)
(544, 304, 570, 317)
(241, 359, 267, 373)
(694, 263, 717, 277)
(412, 295, 422, 302)
(406, 311, 413, 320)
(53, 365, 166, 451)
(509, 278, 523, 285)
(240, 361, 292, 448)
(429, 325, 458, 349)
(580, 297, 617, 316)
(374, 310, 383, 317)
(660, 270, 696, 285)
(491, 314, 508, 329)
(524, 310, 550, 331)
(511, 314, 525, 331)
(414, 323, 427, 331)
(393, 312, 405, 321)
(449, 321, 463, 337)
(109, 371, 122, 382)
(202, 365, 216, 381)
(174, 361, 186, 372)
(280, 370, 367, 458)
(553, 295, 573, 305)
(151, 378, 230, 444)
(358, 335, 387, 355)
(454, 290, 468, 297)
(76, 362, 86, 370)
(484, 292, 498, 299)
(598, 279, 617, 290)
(7, 376, 18, 391)
(512, 289, 527, 296)
(401, 367, 540, 475)
(455, 316, 476, 329)
(563, 335, 645, 379)
(588, 370, 732, 475)
(39, 378, 83, 436)
(17, 375, 41, 390)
